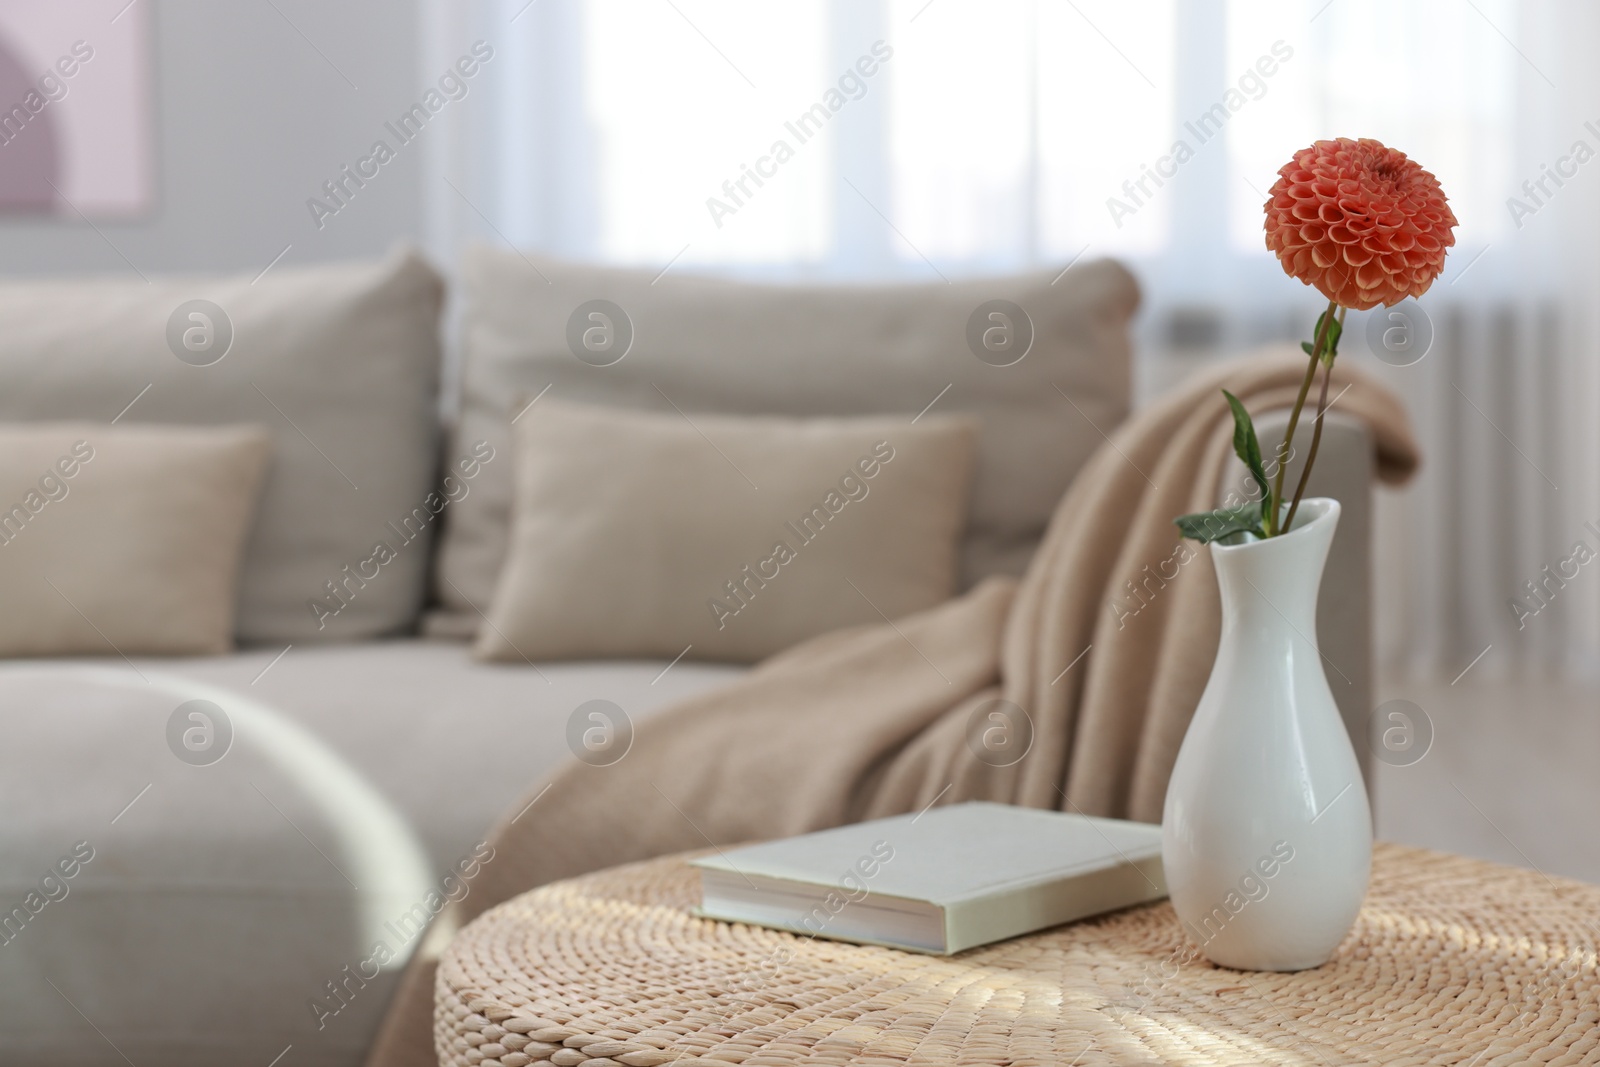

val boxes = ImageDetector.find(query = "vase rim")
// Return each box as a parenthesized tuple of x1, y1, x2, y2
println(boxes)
(1212, 496, 1340, 554)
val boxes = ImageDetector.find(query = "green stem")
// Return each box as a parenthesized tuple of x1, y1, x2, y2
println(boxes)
(1283, 306, 1347, 533)
(1269, 298, 1336, 536)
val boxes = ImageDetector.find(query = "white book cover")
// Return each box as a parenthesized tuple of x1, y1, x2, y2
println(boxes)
(693, 801, 1167, 954)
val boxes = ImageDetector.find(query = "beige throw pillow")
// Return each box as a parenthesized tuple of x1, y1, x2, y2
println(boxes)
(0, 423, 272, 656)
(474, 403, 977, 663)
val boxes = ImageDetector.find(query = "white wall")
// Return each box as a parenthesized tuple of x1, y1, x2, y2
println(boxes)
(0, 0, 425, 277)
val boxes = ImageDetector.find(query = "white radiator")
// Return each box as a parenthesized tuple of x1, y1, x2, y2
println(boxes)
(1371, 301, 1600, 683)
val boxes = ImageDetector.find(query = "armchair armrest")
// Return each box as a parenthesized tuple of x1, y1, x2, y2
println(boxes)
(1217, 409, 1375, 803)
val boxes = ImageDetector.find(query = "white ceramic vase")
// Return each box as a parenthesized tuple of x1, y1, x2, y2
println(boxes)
(1161, 497, 1370, 971)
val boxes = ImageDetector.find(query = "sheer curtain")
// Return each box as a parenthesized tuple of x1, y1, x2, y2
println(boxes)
(420, 0, 1600, 682)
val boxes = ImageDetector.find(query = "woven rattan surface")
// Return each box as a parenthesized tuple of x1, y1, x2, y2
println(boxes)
(436, 843, 1600, 1067)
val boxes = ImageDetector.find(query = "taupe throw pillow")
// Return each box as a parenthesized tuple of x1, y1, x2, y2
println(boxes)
(0, 423, 272, 656)
(474, 402, 977, 663)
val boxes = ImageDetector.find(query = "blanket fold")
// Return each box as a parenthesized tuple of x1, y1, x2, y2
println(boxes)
(366, 350, 1419, 1067)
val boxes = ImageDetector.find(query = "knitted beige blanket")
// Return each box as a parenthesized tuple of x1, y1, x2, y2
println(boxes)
(367, 351, 1419, 1067)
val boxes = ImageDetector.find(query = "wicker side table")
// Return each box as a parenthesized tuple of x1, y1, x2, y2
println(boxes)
(436, 843, 1600, 1067)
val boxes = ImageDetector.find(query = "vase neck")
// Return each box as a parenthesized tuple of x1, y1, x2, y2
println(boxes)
(1211, 500, 1339, 636)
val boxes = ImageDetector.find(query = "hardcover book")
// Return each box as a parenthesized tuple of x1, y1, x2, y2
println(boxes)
(693, 801, 1167, 954)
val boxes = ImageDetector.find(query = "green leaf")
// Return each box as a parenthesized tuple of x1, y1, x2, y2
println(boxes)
(1322, 313, 1343, 365)
(1221, 389, 1271, 504)
(1310, 310, 1344, 367)
(1174, 503, 1266, 544)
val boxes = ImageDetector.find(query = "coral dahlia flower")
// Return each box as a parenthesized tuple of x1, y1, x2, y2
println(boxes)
(1176, 138, 1456, 543)
(1264, 137, 1457, 311)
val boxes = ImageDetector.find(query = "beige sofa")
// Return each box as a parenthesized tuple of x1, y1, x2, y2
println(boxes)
(0, 249, 1373, 1067)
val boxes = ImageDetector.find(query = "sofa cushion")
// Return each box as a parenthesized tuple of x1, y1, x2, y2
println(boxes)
(432, 247, 1137, 634)
(0, 249, 444, 645)
(0, 422, 271, 656)
(0, 642, 741, 1067)
(477, 402, 977, 663)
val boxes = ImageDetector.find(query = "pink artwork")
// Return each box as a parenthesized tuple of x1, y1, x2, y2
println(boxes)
(0, 0, 152, 217)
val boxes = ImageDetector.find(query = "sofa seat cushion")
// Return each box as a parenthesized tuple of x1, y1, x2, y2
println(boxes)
(0, 641, 741, 1067)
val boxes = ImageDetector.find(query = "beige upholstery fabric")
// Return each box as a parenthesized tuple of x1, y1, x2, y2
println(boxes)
(0, 422, 271, 655)
(0, 641, 742, 1067)
(432, 248, 1138, 635)
(476, 402, 977, 663)
(0, 249, 444, 644)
